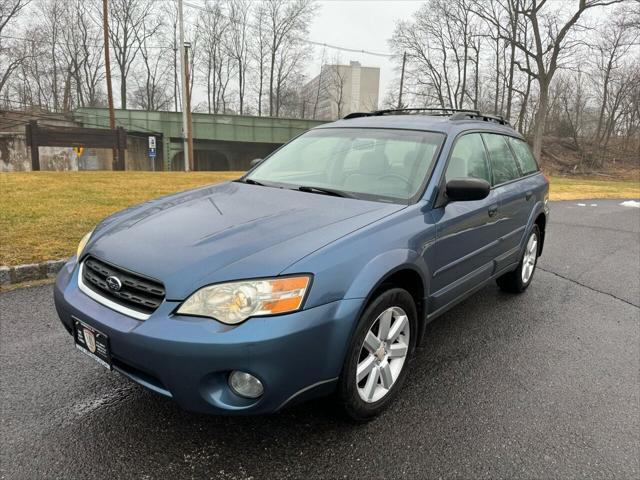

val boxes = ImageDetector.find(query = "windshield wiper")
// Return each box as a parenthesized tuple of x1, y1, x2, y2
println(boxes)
(241, 178, 265, 186)
(297, 185, 353, 198)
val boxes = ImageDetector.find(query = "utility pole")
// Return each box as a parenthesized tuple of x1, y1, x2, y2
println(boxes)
(102, 0, 118, 170)
(397, 51, 407, 109)
(184, 43, 194, 171)
(178, 0, 190, 172)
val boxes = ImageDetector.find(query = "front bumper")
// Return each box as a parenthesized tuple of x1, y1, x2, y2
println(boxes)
(54, 259, 363, 414)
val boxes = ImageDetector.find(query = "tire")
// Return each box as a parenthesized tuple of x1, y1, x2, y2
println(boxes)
(337, 287, 418, 421)
(496, 225, 540, 293)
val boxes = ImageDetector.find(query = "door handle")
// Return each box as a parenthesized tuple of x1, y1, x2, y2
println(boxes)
(488, 205, 498, 217)
(525, 191, 533, 201)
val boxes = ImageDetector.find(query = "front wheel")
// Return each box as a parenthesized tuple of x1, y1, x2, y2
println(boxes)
(497, 225, 540, 293)
(337, 288, 417, 421)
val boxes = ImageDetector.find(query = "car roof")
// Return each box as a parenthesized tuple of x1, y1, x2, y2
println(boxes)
(313, 113, 522, 138)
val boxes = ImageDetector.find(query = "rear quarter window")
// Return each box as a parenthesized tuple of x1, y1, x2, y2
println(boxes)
(508, 138, 539, 175)
(482, 133, 520, 185)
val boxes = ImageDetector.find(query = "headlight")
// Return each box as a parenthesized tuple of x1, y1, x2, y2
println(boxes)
(77, 231, 93, 258)
(176, 275, 311, 325)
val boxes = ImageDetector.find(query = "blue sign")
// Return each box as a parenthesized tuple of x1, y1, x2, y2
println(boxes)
(149, 148, 157, 158)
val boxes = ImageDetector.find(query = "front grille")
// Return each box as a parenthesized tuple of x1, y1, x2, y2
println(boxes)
(82, 256, 165, 316)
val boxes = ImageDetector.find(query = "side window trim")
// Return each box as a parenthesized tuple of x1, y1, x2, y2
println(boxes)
(479, 133, 495, 186)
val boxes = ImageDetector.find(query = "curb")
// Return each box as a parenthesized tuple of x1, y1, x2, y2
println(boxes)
(0, 259, 67, 285)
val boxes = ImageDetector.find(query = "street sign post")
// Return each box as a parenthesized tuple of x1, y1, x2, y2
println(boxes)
(148, 136, 157, 170)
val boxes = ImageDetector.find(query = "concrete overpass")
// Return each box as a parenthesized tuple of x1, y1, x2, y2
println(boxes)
(73, 108, 325, 171)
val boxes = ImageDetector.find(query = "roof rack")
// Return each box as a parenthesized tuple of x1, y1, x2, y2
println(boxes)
(449, 111, 510, 126)
(343, 107, 511, 126)
(343, 108, 480, 119)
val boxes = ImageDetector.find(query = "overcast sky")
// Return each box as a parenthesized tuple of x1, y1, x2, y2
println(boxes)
(306, 0, 422, 102)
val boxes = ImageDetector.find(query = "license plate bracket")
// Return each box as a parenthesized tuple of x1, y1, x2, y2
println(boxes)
(73, 318, 112, 370)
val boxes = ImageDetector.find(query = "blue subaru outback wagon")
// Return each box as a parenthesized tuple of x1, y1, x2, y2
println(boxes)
(54, 108, 549, 420)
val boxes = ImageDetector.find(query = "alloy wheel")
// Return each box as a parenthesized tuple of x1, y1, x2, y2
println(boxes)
(522, 231, 538, 284)
(356, 306, 410, 403)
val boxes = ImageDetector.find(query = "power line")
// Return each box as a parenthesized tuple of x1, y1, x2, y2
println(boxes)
(302, 39, 393, 58)
(2, 2, 396, 59)
(181, 0, 394, 58)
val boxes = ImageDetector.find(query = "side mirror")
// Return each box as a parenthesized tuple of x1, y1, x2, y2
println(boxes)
(445, 178, 490, 202)
(250, 158, 263, 168)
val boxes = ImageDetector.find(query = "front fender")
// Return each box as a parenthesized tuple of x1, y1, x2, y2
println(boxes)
(343, 248, 428, 300)
(342, 248, 431, 347)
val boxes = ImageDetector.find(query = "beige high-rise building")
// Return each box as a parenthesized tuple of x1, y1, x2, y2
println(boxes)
(302, 61, 380, 121)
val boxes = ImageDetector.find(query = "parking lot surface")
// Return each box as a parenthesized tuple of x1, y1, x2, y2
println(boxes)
(1, 200, 638, 479)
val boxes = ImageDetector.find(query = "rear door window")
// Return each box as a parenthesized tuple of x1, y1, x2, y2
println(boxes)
(445, 133, 491, 184)
(482, 133, 521, 185)
(508, 137, 539, 175)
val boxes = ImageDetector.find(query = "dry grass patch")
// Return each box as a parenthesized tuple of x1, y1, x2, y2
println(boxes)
(548, 175, 639, 201)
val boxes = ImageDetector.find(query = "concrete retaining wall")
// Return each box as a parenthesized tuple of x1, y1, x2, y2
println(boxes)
(0, 133, 161, 171)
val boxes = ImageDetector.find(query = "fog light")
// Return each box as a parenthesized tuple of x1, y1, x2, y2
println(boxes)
(228, 370, 264, 398)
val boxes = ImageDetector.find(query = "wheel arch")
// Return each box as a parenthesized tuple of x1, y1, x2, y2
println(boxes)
(522, 201, 547, 257)
(534, 211, 547, 256)
(345, 250, 430, 347)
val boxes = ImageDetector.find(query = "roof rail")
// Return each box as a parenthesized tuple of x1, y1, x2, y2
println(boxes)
(343, 107, 511, 126)
(343, 108, 511, 126)
(449, 111, 510, 126)
(343, 108, 480, 119)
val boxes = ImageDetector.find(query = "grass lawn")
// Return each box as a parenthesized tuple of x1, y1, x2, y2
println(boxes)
(548, 175, 639, 201)
(1, 171, 638, 266)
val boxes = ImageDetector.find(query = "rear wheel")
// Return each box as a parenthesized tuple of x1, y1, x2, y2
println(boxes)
(497, 225, 540, 293)
(338, 288, 417, 421)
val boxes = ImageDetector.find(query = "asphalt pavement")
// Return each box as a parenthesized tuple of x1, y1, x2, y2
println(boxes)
(1, 199, 639, 479)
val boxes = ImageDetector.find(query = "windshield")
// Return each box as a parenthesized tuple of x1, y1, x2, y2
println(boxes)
(245, 128, 445, 203)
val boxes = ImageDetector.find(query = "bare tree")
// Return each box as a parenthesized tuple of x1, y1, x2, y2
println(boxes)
(39, 0, 64, 110)
(77, 3, 105, 107)
(591, 9, 639, 164)
(273, 34, 309, 117)
(251, 1, 269, 116)
(326, 56, 348, 119)
(0, 0, 31, 95)
(311, 47, 327, 119)
(479, 0, 625, 159)
(133, 19, 171, 111)
(199, 0, 231, 114)
(227, 0, 251, 114)
(264, 0, 316, 116)
(159, 0, 180, 112)
(107, 0, 160, 109)
(390, 0, 475, 109)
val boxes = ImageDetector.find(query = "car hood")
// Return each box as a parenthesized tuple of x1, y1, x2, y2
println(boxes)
(85, 181, 403, 299)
